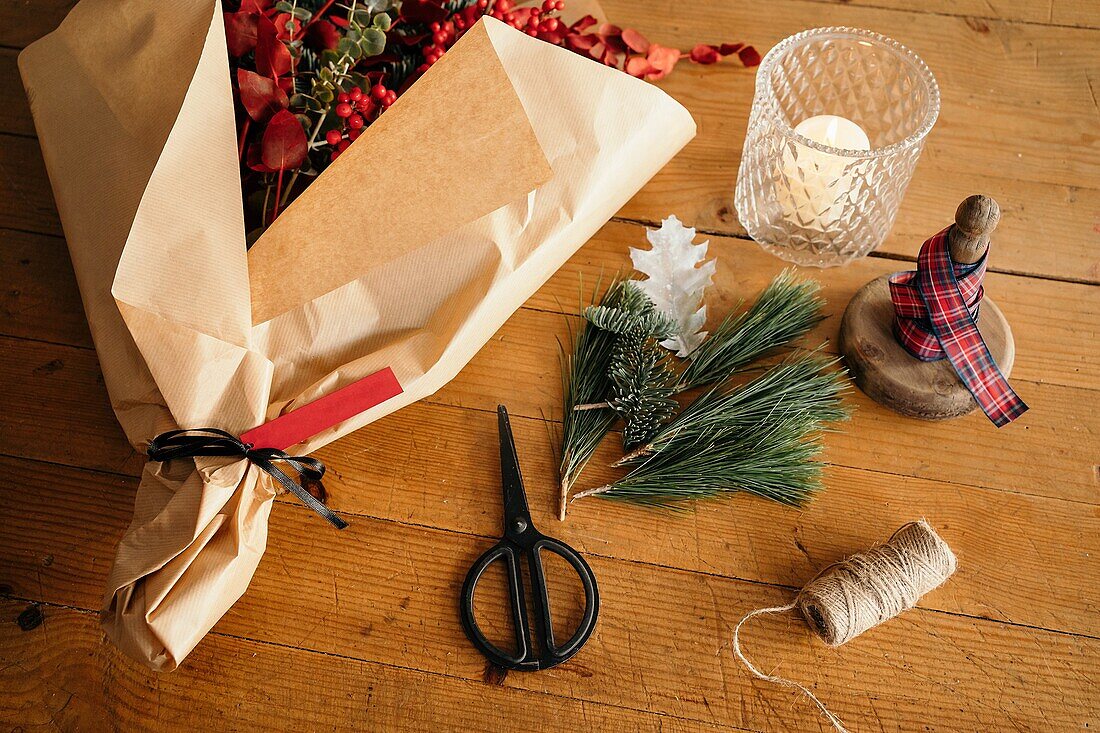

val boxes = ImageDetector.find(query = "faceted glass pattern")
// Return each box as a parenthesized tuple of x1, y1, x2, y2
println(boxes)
(735, 28, 940, 267)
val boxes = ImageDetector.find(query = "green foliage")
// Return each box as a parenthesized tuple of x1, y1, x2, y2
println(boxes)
(585, 414, 830, 509)
(677, 270, 825, 391)
(560, 270, 850, 515)
(558, 277, 630, 498)
(620, 352, 850, 464)
(608, 327, 678, 450)
(582, 282, 679, 450)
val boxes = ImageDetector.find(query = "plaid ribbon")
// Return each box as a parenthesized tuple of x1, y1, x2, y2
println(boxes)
(889, 226, 1028, 427)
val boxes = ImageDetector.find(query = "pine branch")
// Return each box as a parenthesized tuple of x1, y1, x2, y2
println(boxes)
(607, 326, 678, 450)
(573, 354, 850, 509)
(574, 414, 829, 509)
(619, 352, 850, 465)
(676, 270, 825, 392)
(583, 281, 679, 451)
(558, 276, 630, 519)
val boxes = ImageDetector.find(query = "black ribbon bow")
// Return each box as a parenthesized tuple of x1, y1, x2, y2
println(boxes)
(146, 428, 348, 529)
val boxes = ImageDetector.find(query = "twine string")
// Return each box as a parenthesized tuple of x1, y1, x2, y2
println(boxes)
(732, 602, 851, 733)
(730, 521, 957, 732)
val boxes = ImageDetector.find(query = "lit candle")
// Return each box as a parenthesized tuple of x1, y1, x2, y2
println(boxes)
(779, 114, 871, 232)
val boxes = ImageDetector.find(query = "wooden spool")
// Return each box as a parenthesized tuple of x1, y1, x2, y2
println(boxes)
(838, 195, 1016, 420)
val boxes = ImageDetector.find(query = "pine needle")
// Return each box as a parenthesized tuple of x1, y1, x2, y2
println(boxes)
(584, 281, 679, 451)
(557, 275, 628, 519)
(677, 270, 826, 391)
(622, 352, 850, 464)
(574, 415, 829, 509)
(575, 353, 851, 509)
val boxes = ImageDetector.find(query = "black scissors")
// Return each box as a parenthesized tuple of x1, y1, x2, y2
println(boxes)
(459, 405, 599, 671)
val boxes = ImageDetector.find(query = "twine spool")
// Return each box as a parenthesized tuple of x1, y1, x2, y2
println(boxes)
(732, 520, 957, 732)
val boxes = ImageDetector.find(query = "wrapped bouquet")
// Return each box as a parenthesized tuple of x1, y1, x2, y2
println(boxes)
(19, 0, 699, 669)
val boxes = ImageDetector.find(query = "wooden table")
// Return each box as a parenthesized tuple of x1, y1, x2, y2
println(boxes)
(2, 1, 1098, 730)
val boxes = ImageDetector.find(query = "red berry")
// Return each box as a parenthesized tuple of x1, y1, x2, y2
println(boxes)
(349, 86, 363, 101)
(526, 27, 537, 35)
(498, 0, 513, 10)
(382, 91, 397, 107)
(331, 150, 341, 161)
(432, 31, 447, 45)
(477, 0, 488, 7)
(337, 139, 350, 152)
(542, 0, 555, 9)
(348, 128, 362, 141)
(371, 83, 387, 100)
(430, 22, 441, 31)
(348, 113, 364, 129)
(335, 102, 352, 118)
(337, 92, 350, 103)
(325, 129, 342, 146)
(555, 0, 564, 9)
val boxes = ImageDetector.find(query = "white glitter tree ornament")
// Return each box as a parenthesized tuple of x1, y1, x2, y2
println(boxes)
(630, 215, 716, 357)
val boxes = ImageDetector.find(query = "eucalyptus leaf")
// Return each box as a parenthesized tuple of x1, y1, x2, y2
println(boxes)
(359, 27, 387, 57)
(337, 37, 357, 57)
(372, 13, 392, 31)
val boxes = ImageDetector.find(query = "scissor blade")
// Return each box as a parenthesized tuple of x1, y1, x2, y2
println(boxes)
(497, 405, 530, 526)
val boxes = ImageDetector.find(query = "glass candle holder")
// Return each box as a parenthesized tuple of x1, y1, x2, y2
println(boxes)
(734, 27, 940, 267)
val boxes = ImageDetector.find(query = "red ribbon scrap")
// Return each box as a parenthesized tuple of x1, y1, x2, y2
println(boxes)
(146, 368, 403, 528)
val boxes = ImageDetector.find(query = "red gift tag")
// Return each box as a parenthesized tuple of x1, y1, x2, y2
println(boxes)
(241, 367, 403, 450)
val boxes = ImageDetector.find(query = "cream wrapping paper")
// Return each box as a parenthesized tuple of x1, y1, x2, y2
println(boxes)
(19, 0, 695, 670)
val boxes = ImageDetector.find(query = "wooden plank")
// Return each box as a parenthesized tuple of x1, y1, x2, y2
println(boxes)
(4, 6, 1100, 283)
(597, 0, 1100, 283)
(0, 50, 33, 137)
(809, 0, 1100, 29)
(1, 458, 1097, 731)
(312, 403, 1100, 639)
(2, 397, 1097, 641)
(0, 135, 58, 236)
(3, 272, 1097, 505)
(0, 1, 75, 49)
(0, 228, 89, 348)
(530, 223, 1100, 391)
(0, 602, 737, 733)
(4, 221, 1097, 391)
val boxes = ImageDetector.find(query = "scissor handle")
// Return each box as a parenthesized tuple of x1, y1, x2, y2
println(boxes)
(460, 535, 599, 671)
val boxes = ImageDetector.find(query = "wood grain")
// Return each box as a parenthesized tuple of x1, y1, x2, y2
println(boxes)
(598, 0, 1100, 283)
(4, 290, 1098, 506)
(4, 221, 1099, 393)
(3, 1, 1100, 731)
(1, 458, 1097, 731)
(0, 602, 740, 733)
(808, 0, 1100, 29)
(3, 2, 1100, 282)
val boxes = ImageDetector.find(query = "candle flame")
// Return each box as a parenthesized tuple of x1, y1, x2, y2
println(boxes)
(824, 117, 841, 146)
